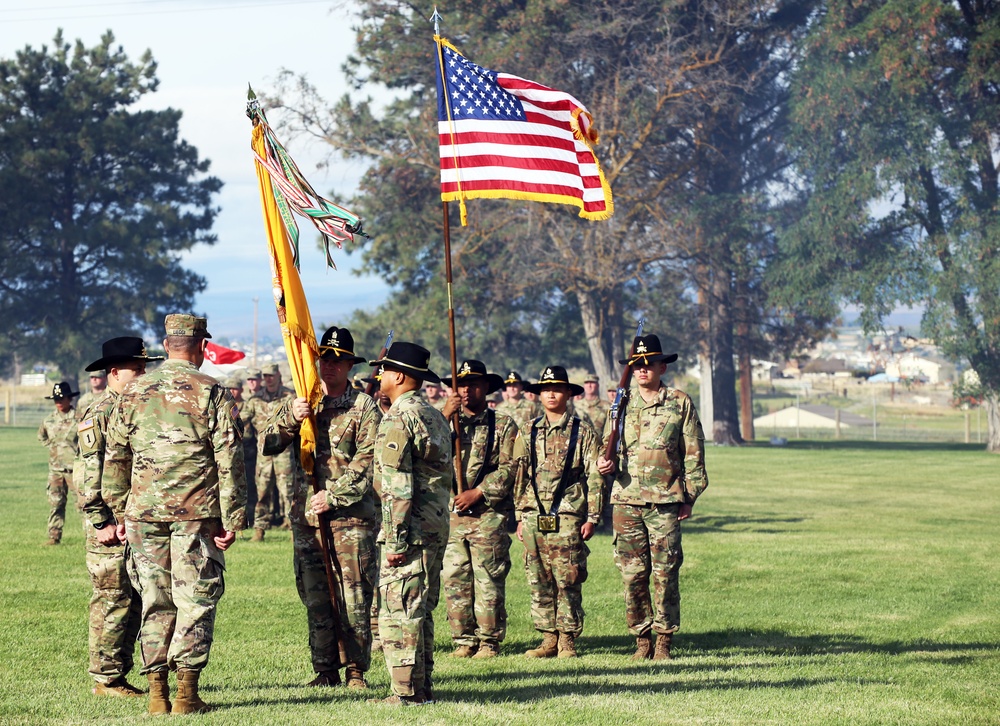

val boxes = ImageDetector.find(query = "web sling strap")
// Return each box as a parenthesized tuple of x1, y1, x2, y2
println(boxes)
(528, 415, 581, 533)
(454, 409, 496, 514)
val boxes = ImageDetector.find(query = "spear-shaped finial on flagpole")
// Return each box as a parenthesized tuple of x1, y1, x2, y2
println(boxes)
(430, 5, 442, 35)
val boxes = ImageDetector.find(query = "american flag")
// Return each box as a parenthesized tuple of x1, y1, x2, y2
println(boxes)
(434, 38, 614, 222)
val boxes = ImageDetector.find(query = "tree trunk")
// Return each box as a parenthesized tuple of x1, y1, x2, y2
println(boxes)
(711, 267, 743, 445)
(985, 391, 1000, 453)
(739, 349, 754, 442)
(577, 289, 618, 391)
(696, 268, 714, 427)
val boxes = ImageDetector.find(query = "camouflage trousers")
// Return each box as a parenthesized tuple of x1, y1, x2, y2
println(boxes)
(442, 509, 511, 646)
(293, 518, 378, 673)
(379, 534, 446, 698)
(126, 518, 226, 674)
(612, 503, 683, 636)
(521, 514, 589, 636)
(86, 526, 141, 684)
(254, 451, 294, 531)
(46, 469, 77, 539)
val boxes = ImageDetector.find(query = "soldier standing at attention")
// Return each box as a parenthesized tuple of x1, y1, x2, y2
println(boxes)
(103, 314, 247, 715)
(496, 371, 541, 429)
(597, 334, 708, 661)
(38, 381, 80, 545)
(439, 360, 518, 659)
(262, 326, 381, 689)
(250, 362, 295, 540)
(78, 337, 162, 697)
(240, 368, 263, 526)
(369, 342, 452, 706)
(77, 370, 108, 420)
(423, 381, 447, 412)
(576, 374, 611, 436)
(513, 366, 602, 659)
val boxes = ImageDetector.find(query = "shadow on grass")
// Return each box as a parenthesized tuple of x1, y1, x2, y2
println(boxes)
(745, 440, 985, 453)
(682, 514, 807, 534)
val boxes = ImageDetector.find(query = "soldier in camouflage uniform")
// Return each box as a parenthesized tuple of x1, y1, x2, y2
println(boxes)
(77, 337, 163, 697)
(597, 334, 708, 661)
(38, 381, 80, 545)
(423, 381, 447, 412)
(496, 371, 541, 429)
(240, 368, 262, 526)
(439, 360, 517, 659)
(513, 366, 602, 658)
(248, 362, 295, 540)
(261, 326, 381, 689)
(369, 342, 452, 706)
(103, 314, 247, 715)
(576, 374, 611, 435)
(77, 370, 108, 420)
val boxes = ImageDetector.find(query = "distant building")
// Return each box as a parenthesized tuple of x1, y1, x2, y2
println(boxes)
(754, 404, 872, 430)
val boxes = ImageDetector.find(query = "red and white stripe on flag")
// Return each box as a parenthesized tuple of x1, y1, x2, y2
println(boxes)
(204, 341, 246, 365)
(435, 37, 613, 221)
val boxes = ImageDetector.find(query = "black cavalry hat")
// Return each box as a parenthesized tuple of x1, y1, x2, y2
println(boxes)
(370, 342, 441, 384)
(619, 334, 679, 366)
(318, 326, 366, 364)
(441, 359, 505, 394)
(524, 366, 584, 397)
(503, 370, 525, 386)
(85, 336, 164, 372)
(45, 381, 80, 400)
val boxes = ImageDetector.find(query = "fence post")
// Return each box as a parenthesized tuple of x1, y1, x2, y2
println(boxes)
(965, 410, 971, 444)
(835, 408, 841, 440)
(3, 389, 9, 425)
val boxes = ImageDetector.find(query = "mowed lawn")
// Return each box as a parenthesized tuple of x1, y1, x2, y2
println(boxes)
(0, 428, 997, 725)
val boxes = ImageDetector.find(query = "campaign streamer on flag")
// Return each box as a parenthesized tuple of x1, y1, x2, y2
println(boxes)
(434, 35, 613, 224)
(204, 341, 246, 366)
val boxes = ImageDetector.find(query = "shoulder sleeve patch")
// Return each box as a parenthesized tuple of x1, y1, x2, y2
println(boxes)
(78, 419, 95, 432)
(381, 426, 409, 470)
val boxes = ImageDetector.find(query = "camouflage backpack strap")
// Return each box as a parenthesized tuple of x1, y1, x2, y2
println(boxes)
(547, 416, 581, 518)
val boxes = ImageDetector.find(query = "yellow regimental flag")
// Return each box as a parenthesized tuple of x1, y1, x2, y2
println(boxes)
(251, 123, 322, 473)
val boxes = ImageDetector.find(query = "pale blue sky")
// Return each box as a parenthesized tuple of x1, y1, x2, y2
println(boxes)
(1, 0, 390, 342)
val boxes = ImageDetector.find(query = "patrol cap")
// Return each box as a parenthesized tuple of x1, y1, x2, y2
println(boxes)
(261, 363, 281, 375)
(164, 313, 212, 339)
(89, 370, 108, 380)
(583, 373, 600, 384)
(245, 367, 262, 380)
(45, 381, 80, 400)
(223, 376, 243, 390)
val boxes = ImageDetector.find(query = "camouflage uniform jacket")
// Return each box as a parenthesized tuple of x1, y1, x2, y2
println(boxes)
(452, 408, 518, 514)
(606, 384, 708, 506)
(375, 390, 453, 557)
(263, 387, 381, 522)
(496, 397, 541, 429)
(77, 391, 104, 421)
(102, 359, 247, 531)
(77, 389, 118, 527)
(576, 397, 611, 436)
(248, 385, 295, 448)
(38, 407, 78, 472)
(514, 412, 603, 524)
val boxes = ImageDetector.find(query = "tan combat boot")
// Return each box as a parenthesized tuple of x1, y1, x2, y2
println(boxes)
(93, 677, 144, 697)
(653, 633, 673, 661)
(146, 671, 171, 716)
(251, 528, 265, 542)
(451, 644, 478, 658)
(631, 633, 653, 661)
(345, 665, 367, 690)
(173, 669, 211, 714)
(525, 632, 558, 658)
(472, 642, 499, 659)
(557, 632, 578, 658)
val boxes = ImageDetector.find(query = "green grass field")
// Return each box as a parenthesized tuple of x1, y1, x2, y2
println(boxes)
(1, 428, 998, 725)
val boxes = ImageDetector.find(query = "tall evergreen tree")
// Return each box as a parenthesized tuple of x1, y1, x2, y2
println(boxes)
(784, 1, 1000, 451)
(0, 32, 220, 379)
